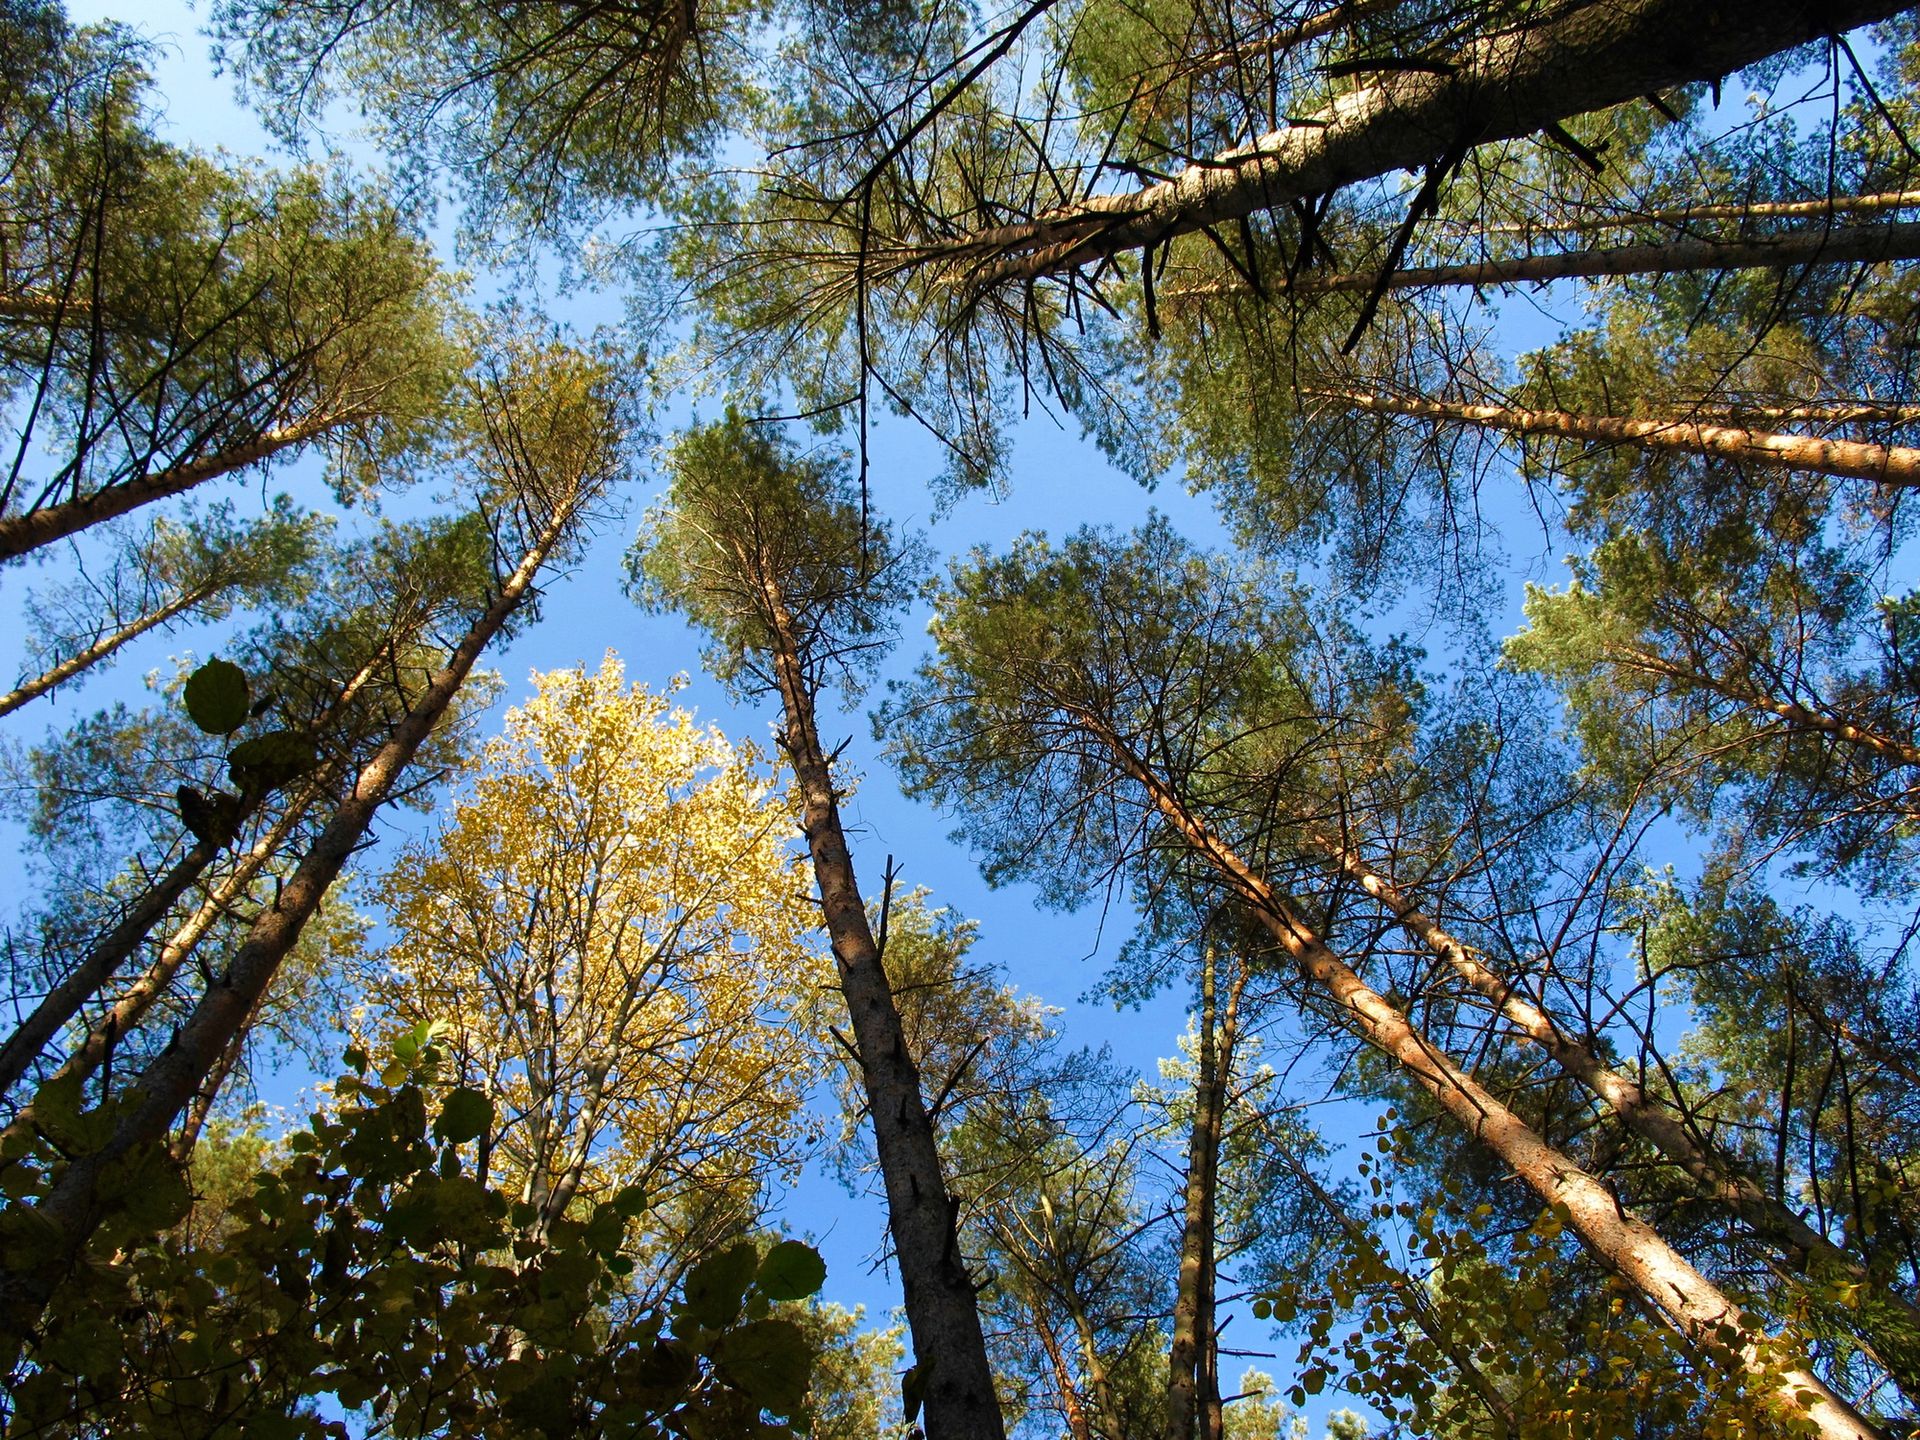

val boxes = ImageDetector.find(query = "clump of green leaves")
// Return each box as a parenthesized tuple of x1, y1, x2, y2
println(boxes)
(5, 1027, 829, 1438)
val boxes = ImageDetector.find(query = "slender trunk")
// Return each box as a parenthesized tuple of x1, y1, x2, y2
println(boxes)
(0, 581, 218, 718)
(1308, 822, 1920, 1393)
(1, 796, 312, 1138)
(1033, 1302, 1093, 1440)
(1650, 403, 1920, 427)
(1321, 388, 1920, 488)
(758, 583, 1003, 1440)
(0, 411, 342, 563)
(0, 493, 576, 1359)
(1605, 644, 1920, 770)
(1163, 943, 1219, 1440)
(167, 1017, 249, 1165)
(1077, 713, 1884, 1440)
(1186, 0, 1401, 75)
(932, 0, 1906, 285)
(0, 640, 384, 1118)
(0, 833, 225, 1100)
(1169, 222, 1920, 302)
(1474, 189, 1920, 238)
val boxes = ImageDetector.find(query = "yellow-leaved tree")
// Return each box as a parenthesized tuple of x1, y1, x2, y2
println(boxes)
(356, 654, 823, 1296)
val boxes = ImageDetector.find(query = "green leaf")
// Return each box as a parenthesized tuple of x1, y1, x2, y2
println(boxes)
(712, 1318, 812, 1415)
(184, 658, 249, 735)
(611, 1184, 649, 1219)
(434, 1087, 493, 1145)
(756, 1240, 826, 1301)
(227, 730, 318, 793)
(680, 1242, 759, 1330)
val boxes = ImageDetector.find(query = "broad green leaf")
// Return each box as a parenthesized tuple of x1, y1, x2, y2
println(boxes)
(680, 1241, 759, 1330)
(184, 658, 249, 735)
(227, 730, 318, 792)
(755, 1239, 825, 1301)
(434, 1087, 493, 1145)
(712, 1318, 812, 1414)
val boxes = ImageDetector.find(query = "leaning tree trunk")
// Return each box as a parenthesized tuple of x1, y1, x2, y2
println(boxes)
(1473, 189, 1920, 238)
(1302, 819, 1920, 1394)
(1077, 714, 1886, 1440)
(0, 491, 579, 1362)
(1170, 222, 1920, 303)
(929, 0, 1909, 286)
(0, 794, 313, 1137)
(0, 829, 234, 1102)
(1604, 643, 1920, 770)
(758, 581, 1005, 1440)
(0, 579, 218, 718)
(0, 411, 343, 562)
(0, 652, 383, 1108)
(1321, 388, 1920, 488)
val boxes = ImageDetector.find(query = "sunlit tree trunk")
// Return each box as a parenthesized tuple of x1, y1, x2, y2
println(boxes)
(1475, 189, 1920, 237)
(1319, 387, 1920, 487)
(1076, 711, 1887, 1440)
(1304, 819, 1920, 1392)
(758, 572, 1006, 1440)
(930, 0, 1907, 286)
(1170, 223, 1920, 303)
(0, 579, 218, 718)
(0, 411, 341, 562)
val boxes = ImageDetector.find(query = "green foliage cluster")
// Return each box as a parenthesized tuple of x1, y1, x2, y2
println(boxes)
(3, 1028, 829, 1439)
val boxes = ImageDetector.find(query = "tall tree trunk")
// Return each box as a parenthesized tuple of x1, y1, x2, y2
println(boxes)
(1604, 643, 1920, 770)
(0, 492, 578, 1361)
(0, 831, 228, 1101)
(0, 795, 312, 1136)
(0, 650, 382, 1109)
(1164, 943, 1244, 1440)
(1163, 943, 1219, 1440)
(1320, 387, 1920, 487)
(0, 410, 342, 563)
(1477, 189, 1920, 238)
(1170, 222, 1920, 303)
(1186, 0, 1400, 76)
(758, 580, 1004, 1440)
(1076, 713, 1885, 1440)
(0, 579, 218, 718)
(1303, 819, 1920, 1393)
(931, 0, 1908, 285)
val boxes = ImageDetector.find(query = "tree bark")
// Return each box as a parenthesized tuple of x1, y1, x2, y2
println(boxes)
(0, 490, 578, 1361)
(929, 0, 1910, 285)
(759, 581, 1005, 1440)
(0, 796, 310, 1135)
(1304, 820, 1920, 1394)
(1604, 643, 1920, 770)
(1164, 943, 1243, 1440)
(0, 581, 219, 719)
(1477, 188, 1920, 237)
(0, 411, 342, 563)
(1168, 221, 1920, 302)
(1163, 943, 1218, 1440)
(0, 651, 382, 1112)
(1075, 711, 1886, 1440)
(1320, 387, 1920, 487)
(0, 834, 226, 1101)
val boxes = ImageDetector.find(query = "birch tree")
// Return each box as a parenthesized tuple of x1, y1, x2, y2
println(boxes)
(353, 655, 824, 1298)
